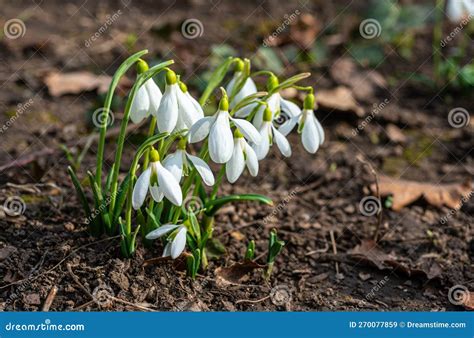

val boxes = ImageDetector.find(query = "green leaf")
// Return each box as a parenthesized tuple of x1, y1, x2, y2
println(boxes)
(252, 47, 284, 74)
(230, 91, 267, 116)
(271, 72, 311, 94)
(187, 212, 201, 244)
(245, 240, 256, 260)
(112, 172, 131, 223)
(67, 166, 94, 227)
(205, 194, 273, 216)
(199, 57, 234, 106)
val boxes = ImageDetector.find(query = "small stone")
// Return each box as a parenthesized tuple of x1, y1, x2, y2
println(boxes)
(24, 293, 41, 305)
(64, 222, 75, 231)
(358, 272, 371, 281)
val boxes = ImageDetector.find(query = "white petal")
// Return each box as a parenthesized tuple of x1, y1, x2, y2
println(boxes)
(234, 102, 257, 118)
(186, 92, 204, 118)
(149, 184, 164, 202)
(252, 104, 266, 130)
(226, 73, 239, 101)
(253, 123, 271, 160)
(145, 223, 180, 239)
(145, 79, 162, 116)
(156, 162, 183, 206)
(226, 140, 245, 183)
(314, 115, 325, 145)
(267, 93, 281, 115)
(302, 111, 320, 153)
(163, 150, 184, 182)
(162, 241, 172, 257)
(244, 142, 259, 176)
(280, 98, 301, 117)
(171, 226, 187, 259)
(130, 86, 150, 124)
(156, 84, 178, 133)
(231, 118, 261, 144)
(209, 111, 233, 163)
(176, 90, 200, 131)
(278, 115, 299, 136)
(188, 116, 214, 143)
(272, 126, 291, 157)
(186, 153, 215, 186)
(132, 167, 151, 210)
(231, 77, 257, 107)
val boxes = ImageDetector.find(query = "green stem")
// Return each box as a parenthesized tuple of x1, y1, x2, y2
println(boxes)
(142, 117, 157, 171)
(96, 50, 148, 190)
(210, 166, 225, 200)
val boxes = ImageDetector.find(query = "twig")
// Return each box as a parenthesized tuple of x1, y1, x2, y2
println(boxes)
(109, 296, 158, 312)
(329, 230, 340, 276)
(66, 263, 94, 300)
(356, 155, 383, 242)
(42, 285, 58, 311)
(235, 295, 270, 304)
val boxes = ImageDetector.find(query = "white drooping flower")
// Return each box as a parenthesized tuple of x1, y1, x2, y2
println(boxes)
(156, 70, 203, 133)
(226, 129, 259, 183)
(446, 0, 474, 23)
(132, 148, 182, 209)
(130, 60, 162, 124)
(188, 93, 261, 164)
(279, 93, 324, 154)
(253, 107, 291, 160)
(163, 140, 215, 186)
(146, 224, 187, 259)
(226, 65, 258, 118)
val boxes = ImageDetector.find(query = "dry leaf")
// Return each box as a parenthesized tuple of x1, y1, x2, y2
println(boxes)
(315, 86, 364, 117)
(289, 13, 320, 50)
(372, 176, 472, 211)
(215, 260, 265, 285)
(462, 292, 474, 310)
(349, 239, 408, 273)
(44, 71, 112, 96)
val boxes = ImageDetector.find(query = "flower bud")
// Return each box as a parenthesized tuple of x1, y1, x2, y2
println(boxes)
(266, 74, 279, 91)
(136, 59, 149, 74)
(179, 81, 188, 93)
(150, 148, 160, 162)
(233, 128, 244, 138)
(219, 93, 229, 111)
(177, 138, 187, 150)
(304, 93, 315, 110)
(166, 69, 177, 85)
(234, 59, 244, 72)
(263, 107, 272, 122)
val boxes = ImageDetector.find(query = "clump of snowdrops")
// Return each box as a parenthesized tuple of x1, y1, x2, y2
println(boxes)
(68, 49, 324, 278)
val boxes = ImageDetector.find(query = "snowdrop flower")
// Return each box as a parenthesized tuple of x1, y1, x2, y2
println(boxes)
(188, 91, 261, 164)
(252, 75, 301, 130)
(226, 60, 258, 118)
(130, 60, 162, 124)
(163, 139, 215, 186)
(226, 129, 259, 183)
(280, 93, 324, 154)
(253, 107, 291, 160)
(156, 70, 203, 133)
(132, 148, 182, 209)
(146, 224, 187, 259)
(446, 0, 474, 23)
